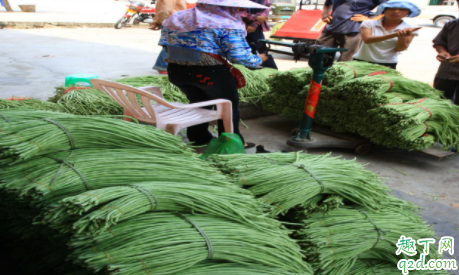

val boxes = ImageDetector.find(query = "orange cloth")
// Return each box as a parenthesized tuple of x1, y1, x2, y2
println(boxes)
(153, 0, 187, 24)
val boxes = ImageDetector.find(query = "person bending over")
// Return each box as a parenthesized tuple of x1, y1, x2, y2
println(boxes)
(159, 0, 269, 148)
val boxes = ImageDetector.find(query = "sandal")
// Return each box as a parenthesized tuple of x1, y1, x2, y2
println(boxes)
(244, 142, 256, 149)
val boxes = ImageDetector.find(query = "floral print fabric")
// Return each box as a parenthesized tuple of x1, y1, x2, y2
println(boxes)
(159, 27, 262, 67)
(162, 4, 246, 34)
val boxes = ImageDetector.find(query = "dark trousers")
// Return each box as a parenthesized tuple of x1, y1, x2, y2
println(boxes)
(434, 77, 459, 105)
(354, 58, 397, 69)
(167, 63, 245, 144)
(246, 26, 278, 69)
(317, 32, 362, 61)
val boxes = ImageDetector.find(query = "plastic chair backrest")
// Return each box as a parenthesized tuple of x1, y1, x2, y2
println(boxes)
(90, 79, 172, 125)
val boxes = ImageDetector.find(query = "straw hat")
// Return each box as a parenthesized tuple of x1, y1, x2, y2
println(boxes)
(196, 0, 270, 9)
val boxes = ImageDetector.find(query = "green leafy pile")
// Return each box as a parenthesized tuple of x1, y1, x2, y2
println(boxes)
(263, 61, 459, 150)
(0, 98, 66, 113)
(57, 88, 123, 116)
(0, 109, 311, 275)
(207, 152, 447, 275)
(116, 66, 278, 104)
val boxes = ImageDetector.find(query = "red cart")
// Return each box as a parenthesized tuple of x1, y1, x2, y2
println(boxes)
(271, 1, 327, 42)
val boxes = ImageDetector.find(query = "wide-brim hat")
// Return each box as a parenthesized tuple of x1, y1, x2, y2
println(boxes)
(376, 0, 421, 17)
(196, 0, 271, 9)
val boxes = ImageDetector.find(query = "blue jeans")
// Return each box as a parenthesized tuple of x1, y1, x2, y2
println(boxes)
(153, 48, 168, 71)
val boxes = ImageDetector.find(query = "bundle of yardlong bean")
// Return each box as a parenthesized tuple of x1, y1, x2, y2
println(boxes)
(0, 98, 67, 113)
(208, 152, 389, 215)
(2, 149, 224, 200)
(0, 112, 192, 162)
(174, 261, 301, 275)
(295, 205, 441, 274)
(116, 66, 278, 104)
(265, 68, 312, 96)
(348, 259, 451, 275)
(264, 62, 459, 150)
(68, 212, 312, 274)
(0, 109, 74, 123)
(364, 98, 459, 150)
(322, 61, 401, 86)
(234, 65, 278, 102)
(65, 263, 300, 275)
(57, 88, 124, 116)
(38, 178, 274, 234)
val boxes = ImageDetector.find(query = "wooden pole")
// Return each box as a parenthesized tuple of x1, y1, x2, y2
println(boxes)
(2, 0, 14, 12)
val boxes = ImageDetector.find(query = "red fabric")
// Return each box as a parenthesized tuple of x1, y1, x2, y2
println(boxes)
(205, 53, 246, 89)
(272, 9, 325, 40)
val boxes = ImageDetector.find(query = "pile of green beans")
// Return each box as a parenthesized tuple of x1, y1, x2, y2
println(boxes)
(57, 88, 124, 116)
(209, 152, 389, 215)
(0, 98, 67, 113)
(68, 212, 312, 275)
(322, 61, 401, 87)
(115, 66, 278, 104)
(263, 61, 459, 151)
(295, 205, 442, 274)
(0, 111, 193, 162)
(349, 259, 450, 275)
(37, 175, 276, 234)
(0, 109, 74, 122)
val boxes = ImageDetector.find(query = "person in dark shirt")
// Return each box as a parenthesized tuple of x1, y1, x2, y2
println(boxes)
(432, 2, 459, 105)
(318, 0, 387, 61)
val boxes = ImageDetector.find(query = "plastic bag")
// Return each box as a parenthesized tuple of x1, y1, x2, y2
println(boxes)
(200, 133, 246, 159)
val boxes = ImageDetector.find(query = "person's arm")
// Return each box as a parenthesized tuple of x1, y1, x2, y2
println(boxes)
(321, 4, 333, 23)
(256, 0, 271, 22)
(351, 14, 384, 22)
(433, 24, 452, 62)
(220, 30, 266, 67)
(351, 0, 387, 22)
(435, 45, 452, 62)
(361, 25, 421, 49)
(240, 9, 258, 33)
(394, 27, 421, 51)
(153, 0, 176, 24)
(360, 26, 398, 44)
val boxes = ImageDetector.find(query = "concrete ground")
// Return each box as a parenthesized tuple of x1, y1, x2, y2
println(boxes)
(1, 1, 458, 267)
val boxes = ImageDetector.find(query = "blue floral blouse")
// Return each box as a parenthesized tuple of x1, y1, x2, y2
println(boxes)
(159, 28, 262, 67)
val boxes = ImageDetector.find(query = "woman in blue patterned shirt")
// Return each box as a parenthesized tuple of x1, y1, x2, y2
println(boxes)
(159, 0, 269, 147)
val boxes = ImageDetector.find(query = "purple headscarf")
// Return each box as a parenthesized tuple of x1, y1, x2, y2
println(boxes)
(162, 4, 247, 34)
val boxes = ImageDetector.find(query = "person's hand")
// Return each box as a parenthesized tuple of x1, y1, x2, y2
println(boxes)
(247, 26, 256, 33)
(322, 15, 333, 23)
(396, 27, 422, 38)
(149, 22, 161, 30)
(256, 16, 268, 23)
(436, 52, 451, 62)
(350, 14, 369, 22)
(448, 55, 459, 63)
(258, 53, 268, 62)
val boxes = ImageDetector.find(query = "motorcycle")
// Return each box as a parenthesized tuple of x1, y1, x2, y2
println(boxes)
(114, 0, 156, 29)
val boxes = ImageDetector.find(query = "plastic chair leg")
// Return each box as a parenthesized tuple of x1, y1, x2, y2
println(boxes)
(221, 106, 234, 133)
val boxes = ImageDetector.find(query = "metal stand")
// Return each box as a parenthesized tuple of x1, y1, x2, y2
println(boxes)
(260, 40, 348, 148)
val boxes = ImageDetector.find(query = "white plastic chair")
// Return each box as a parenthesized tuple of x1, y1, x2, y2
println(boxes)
(90, 79, 233, 135)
